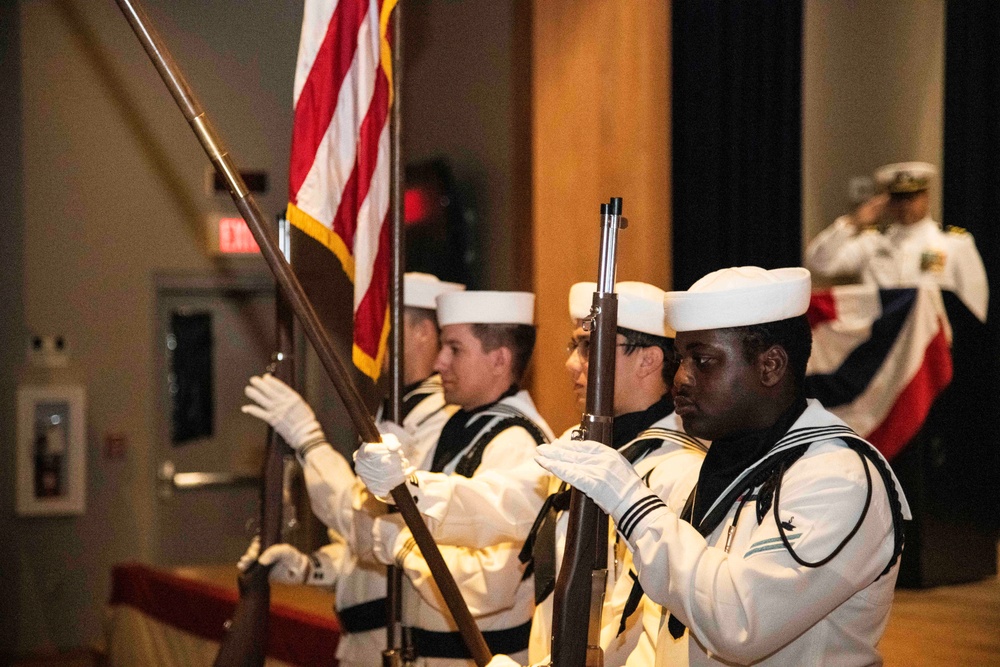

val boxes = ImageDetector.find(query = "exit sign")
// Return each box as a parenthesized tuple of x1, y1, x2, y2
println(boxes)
(213, 216, 261, 255)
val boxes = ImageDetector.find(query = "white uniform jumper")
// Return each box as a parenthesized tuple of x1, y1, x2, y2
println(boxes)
(397, 388, 554, 666)
(615, 399, 910, 666)
(391, 397, 706, 665)
(806, 215, 989, 321)
(523, 409, 707, 665)
(302, 374, 457, 667)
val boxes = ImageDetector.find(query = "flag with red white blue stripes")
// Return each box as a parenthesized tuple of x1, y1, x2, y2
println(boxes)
(286, 0, 398, 380)
(805, 284, 953, 460)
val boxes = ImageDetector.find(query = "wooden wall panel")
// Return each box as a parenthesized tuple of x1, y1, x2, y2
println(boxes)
(531, 0, 671, 433)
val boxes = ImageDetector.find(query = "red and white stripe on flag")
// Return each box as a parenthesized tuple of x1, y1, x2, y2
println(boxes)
(286, 0, 398, 380)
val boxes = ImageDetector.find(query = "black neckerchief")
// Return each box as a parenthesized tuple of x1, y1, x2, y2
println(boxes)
(401, 374, 438, 422)
(690, 395, 807, 530)
(430, 385, 520, 473)
(381, 375, 436, 422)
(612, 393, 674, 448)
(403, 376, 429, 395)
(520, 392, 674, 605)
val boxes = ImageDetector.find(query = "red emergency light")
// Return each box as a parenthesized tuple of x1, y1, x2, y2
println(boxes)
(218, 217, 261, 254)
(404, 186, 437, 226)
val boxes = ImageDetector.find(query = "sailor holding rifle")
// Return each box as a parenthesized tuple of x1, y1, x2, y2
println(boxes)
(357, 281, 707, 665)
(354, 289, 555, 665)
(237, 272, 463, 666)
(536, 267, 910, 666)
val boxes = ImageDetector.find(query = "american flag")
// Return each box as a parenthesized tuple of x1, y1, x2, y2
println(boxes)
(805, 284, 953, 460)
(286, 0, 398, 380)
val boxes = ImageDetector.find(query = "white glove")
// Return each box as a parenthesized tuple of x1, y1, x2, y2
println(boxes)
(371, 514, 407, 566)
(237, 535, 262, 572)
(353, 433, 415, 500)
(242, 374, 325, 451)
(237, 537, 310, 585)
(376, 419, 416, 454)
(486, 655, 524, 667)
(535, 438, 651, 523)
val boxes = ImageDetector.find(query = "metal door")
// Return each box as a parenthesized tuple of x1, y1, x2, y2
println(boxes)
(153, 275, 276, 566)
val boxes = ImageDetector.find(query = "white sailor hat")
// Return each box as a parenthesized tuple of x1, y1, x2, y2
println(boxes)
(875, 162, 937, 194)
(404, 272, 465, 310)
(437, 290, 535, 327)
(663, 267, 811, 333)
(569, 281, 673, 337)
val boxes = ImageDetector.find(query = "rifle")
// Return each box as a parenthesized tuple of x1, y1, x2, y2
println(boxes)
(113, 1, 492, 664)
(550, 198, 626, 666)
(214, 220, 295, 666)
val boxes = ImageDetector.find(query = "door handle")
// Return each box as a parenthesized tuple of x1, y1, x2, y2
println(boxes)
(157, 460, 259, 498)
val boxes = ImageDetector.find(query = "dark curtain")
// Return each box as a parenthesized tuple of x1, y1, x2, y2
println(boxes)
(672, 1, 802, 290)
(943, 3, 1000, 326)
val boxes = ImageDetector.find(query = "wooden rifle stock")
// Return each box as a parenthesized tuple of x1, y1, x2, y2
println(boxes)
(113, 1, 491, 664)
(551, 198, 626, 666)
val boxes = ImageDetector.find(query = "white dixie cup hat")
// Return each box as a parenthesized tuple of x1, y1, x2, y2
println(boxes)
(404, 272, 465, 310)
(436, 291, 536, 326)
(663, 266, 812, 333)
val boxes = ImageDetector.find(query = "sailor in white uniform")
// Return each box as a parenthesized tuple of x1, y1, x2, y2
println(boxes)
(357, 289, 554, 666)
(359, 282, 708, 666)
(237, 272, 463, 667)
(806, 161, 989, 322)
(525, 281, 706, 666)
(535, 267, 911, 666)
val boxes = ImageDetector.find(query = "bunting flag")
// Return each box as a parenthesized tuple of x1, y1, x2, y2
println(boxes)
(805, 284, 953, 460)
(286, 0, 398, 380)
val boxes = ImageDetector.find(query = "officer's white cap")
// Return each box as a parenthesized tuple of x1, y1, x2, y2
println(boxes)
(569, 281, 673, 337)
(437, 291, 535, 327)
(663, 267, 812, 332)
(875, 162, 937, 194)
(404, 272, 465, 310)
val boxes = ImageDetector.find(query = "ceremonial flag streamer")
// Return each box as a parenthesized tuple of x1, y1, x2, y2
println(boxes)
(287, 0, 399, 380)
(805, 284, 953, 460)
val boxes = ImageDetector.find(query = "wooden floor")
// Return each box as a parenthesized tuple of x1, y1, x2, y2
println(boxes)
(6, 566, 1000, 666)
(882, 572, 1000, 666)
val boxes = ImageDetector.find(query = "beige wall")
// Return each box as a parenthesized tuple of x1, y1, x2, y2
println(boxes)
(802, 0, 944, 247)
(531, 0, 671, 434)
(4, 0, 301, 652)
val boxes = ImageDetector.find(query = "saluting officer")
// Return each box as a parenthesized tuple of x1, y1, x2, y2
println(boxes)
(806, 161, 989, 321)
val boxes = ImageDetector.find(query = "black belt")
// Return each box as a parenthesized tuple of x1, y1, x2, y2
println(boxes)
(337, 596, 387, 634)
(407, 620, 532, 659)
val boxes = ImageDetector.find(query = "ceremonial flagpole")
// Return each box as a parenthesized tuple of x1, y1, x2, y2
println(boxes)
(384, 2, 406, 665)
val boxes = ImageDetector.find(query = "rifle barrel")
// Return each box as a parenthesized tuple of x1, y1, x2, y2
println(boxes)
(551, 198, 625, 666)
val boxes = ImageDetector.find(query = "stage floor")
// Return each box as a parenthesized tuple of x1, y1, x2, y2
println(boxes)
(883, 569, 1000, 666)
(10, 560, 999, 666)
